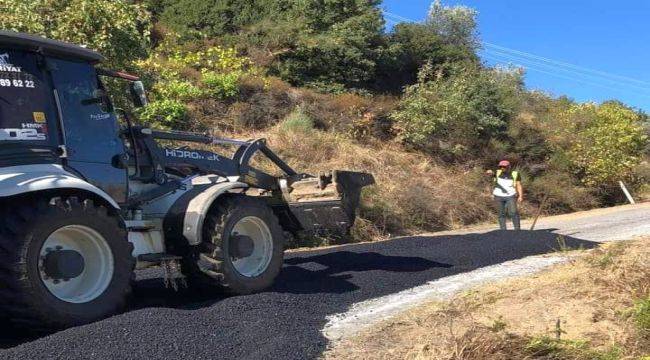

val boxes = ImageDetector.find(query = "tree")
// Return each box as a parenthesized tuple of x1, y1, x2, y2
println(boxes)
(0, 0, 151, 68)
(552, 102, 648, 186)
(274, 0, 385, 90)
(160, 0, 259, 37)
(157, 0, 385, 91)
(392, 62, 523, 158)
(427, 0, 479, 50)
(376, 1, 480, 92)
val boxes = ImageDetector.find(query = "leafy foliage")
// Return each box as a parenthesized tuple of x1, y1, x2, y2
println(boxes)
(139, 99, 188, 128)
(550, 102, 647, 186)
(279, 107, 314, 134)
(427, 0, 479, 50)
(134, 35, 263, 128)
(276, 0, 385, 89)
(0, 0, 151, 67)
(201, 70, 241, 99)
(159, 0, 272, 38)
(392, 62, 523, 158)
(153, 80, 203, 101)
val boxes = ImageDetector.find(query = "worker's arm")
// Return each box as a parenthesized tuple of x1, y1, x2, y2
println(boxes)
(516, 180, 524, 203)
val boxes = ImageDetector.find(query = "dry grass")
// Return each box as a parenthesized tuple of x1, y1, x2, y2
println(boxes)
(262, 121, 497, 238)
(325, 238, 650, 360)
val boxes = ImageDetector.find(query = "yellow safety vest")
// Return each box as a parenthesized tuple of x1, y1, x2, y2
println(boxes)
(495, 169, 519, 183)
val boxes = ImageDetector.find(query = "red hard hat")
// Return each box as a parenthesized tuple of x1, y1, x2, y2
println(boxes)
(498, 160, 511, 167)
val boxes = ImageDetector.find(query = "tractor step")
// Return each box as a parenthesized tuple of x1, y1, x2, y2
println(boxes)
(137, 253, 182, 263)
(127, 220, 157, 232)
(137, 253, 187, 291)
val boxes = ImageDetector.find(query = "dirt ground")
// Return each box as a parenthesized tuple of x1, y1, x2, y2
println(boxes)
(324, 238, 650, 360)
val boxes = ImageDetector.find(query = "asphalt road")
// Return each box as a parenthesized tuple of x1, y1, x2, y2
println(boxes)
(1, 203, 648, 360)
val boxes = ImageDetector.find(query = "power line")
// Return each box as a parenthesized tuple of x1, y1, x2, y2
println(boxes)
(383, 11, 418, 23)
(482, 52, 649, 95)
(483, 49, 650, 92)
(382, 9, 650, 93)
(483, 42, 650, 88)
(482, 53, 650, 99)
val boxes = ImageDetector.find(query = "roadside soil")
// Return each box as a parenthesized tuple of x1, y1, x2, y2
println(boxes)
(324, 238, 650, 360)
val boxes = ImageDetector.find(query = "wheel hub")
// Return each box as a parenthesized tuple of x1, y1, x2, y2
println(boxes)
(230, 234, 255, 258)
(229, 216, 274, 278)
(38, 225, 114, 304)
(43, 249, 85, 280)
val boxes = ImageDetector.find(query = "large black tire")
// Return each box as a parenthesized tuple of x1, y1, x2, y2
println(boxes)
(182, 195, 285, 294)
(0, 196, 135, 331)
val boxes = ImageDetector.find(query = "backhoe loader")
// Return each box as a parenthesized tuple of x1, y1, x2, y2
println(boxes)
(0, 31, 373, 330)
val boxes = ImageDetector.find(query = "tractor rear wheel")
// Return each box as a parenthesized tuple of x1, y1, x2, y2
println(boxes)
(182, 195, 284, 294)
(0, 196, 135, 331)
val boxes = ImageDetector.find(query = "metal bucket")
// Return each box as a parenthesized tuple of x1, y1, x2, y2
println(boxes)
(284, 171, 375, 236)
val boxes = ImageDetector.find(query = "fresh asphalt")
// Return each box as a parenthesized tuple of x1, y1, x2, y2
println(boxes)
(1, 204, 648, 360)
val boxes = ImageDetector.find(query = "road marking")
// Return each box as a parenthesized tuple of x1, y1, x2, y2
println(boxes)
(322, 254, 568, 341)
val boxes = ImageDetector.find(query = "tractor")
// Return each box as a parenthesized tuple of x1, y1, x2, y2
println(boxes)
(0, 31, 374, 330)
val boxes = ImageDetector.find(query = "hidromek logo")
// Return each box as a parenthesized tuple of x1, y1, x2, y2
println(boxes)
(0, 53, 9, 65)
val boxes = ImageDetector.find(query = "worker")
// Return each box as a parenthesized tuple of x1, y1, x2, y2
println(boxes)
(486, 160, 523, 230)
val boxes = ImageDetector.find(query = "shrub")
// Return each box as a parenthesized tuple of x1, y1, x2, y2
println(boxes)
(225, 84, 294, 129)
(551, 102, 648, 187)
(201, 70, 241, 99)
(279, 107, 314, 134)
(0, 0, 151, 68)
(153, 80, 203, 101)
(392, 62, 523, 159)
(138, 99, 188, 129)
(527, 171, 599, 213)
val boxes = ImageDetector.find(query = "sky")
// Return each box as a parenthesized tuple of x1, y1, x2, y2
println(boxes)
(382, 0, 650, 112)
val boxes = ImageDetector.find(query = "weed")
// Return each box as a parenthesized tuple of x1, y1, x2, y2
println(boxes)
(632, 296, 650, 331)
(555, 235, 572, 252)
(594, 251, 615, 268)
(525, 336, 622, 360)
(554, 235, 585, 253)
(279, 107, 314, 133)
(201, 70, 241, 99)
(489, 316, 507, 332)
(138, 99, 188, 129)
(586, 242, 628, 269)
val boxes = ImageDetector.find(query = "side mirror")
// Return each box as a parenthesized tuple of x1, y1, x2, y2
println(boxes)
(130, 81, 148, 108)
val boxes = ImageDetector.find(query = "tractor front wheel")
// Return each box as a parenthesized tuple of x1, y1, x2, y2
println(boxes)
(182, 195, 285, 294)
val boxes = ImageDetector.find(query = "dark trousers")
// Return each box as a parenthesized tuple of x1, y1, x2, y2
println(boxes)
(494, 195, 520, 230)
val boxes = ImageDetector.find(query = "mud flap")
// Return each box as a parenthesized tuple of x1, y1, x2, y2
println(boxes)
(284, 171, 374, 236)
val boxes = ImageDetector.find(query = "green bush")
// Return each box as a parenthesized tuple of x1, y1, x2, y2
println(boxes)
(154, 80, 203, 101)
(138, 99, 188, 129)
(279, 107, 314, 133)
(551, 102, 648, 187)
(391, 62, 523, 158)
(201, 70, 241, 99)
(0, 0, 151, 68)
